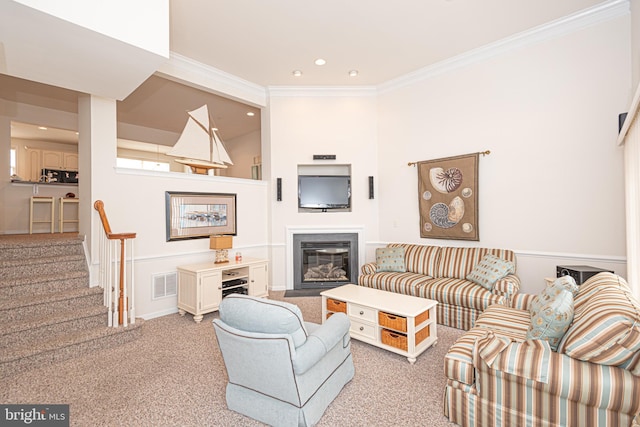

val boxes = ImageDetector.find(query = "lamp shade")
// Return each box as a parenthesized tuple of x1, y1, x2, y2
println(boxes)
(210, 235, 233, 249)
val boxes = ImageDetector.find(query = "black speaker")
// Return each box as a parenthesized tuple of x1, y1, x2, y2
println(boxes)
(368, 176, 374, 199)
(276, 178, 282, 201)
(313, 154, 336, 160)
(619, 112, 628, 133)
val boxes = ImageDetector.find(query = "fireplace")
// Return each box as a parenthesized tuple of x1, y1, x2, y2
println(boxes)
(293, 233, 358, 290)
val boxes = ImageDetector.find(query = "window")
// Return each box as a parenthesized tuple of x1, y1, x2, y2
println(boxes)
(10, 148, 16, 176)
(117, 157, 170, 172)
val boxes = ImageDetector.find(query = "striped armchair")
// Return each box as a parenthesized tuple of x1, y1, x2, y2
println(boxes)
(444, 273, 640, 427)
(359, 243, 520, 330)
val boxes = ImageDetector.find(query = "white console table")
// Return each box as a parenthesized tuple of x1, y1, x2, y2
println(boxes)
(177, 257, 269, 323)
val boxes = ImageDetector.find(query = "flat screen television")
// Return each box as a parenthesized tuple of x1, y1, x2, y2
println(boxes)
(298, 175, 351, 210)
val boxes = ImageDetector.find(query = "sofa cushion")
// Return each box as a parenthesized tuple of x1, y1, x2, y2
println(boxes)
(526, 289, 574, 351)
(413, 277, 504, 311)
(558, 273, 640, 367)
(475, 304, 531, 335)
(388, 243, 441, 276)
(466, 254, 515, 290)
(375, 247, 406, 272)
(359, 271, 430, 296)
(529, 276, 578, 314)
(436, 246, 516, 280)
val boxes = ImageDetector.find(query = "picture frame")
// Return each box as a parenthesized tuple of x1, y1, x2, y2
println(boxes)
(165, 191, 237, 241)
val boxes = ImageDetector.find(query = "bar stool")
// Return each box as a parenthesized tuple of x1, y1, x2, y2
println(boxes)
(29, 196, 55, 234)
(59, 197, 80, 233)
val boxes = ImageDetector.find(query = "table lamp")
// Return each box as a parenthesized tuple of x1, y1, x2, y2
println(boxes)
(210, 235, 233, 263)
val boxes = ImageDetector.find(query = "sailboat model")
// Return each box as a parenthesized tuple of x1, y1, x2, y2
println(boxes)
(167, 105, 233, 174)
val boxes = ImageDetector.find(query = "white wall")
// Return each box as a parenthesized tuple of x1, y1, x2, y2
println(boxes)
(14, 0, 169, 57)
(75, 95, 269, 319)
(376, 14, 630, 293)
(220, 130, 261, 179)
(267, 89, 380, 290)
(92, 168, 269, 319)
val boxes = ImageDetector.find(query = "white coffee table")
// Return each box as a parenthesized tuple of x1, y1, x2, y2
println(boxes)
(321, 284, 438, 363)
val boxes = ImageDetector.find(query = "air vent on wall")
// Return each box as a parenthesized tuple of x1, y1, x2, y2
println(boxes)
(153, 272, 177, 299)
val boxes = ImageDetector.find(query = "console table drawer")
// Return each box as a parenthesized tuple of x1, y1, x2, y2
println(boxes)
(348, 303, 376, 323)
(350, 319, 376, 340)
(326, 298, 347, 313)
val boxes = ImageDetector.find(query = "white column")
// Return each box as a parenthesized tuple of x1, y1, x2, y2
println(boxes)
(0, 114, 11, 232)
(77, 94, 117, 285)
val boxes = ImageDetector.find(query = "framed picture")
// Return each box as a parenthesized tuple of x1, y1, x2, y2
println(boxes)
(165, 191, 237, 241)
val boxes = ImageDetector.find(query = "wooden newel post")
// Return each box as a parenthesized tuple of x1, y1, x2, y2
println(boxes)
(94, 200, 136, 326)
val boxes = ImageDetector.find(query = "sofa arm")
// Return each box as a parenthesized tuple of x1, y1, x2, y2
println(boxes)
(491, 274, 520, 305)
(361, 262, 377, 275)
(292, 312, 350, 375)
(474, 332, 551, 384)
(473, 332, 640, 414)
(511, 293, 537, 310)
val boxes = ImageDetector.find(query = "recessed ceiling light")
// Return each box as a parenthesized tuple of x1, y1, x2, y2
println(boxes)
(38, 126, 47, 130)
(348, 70, 359, 77)
(247, 112, 255, 117)
(292, 70, 302, 77)
(314, 58, 326, 66)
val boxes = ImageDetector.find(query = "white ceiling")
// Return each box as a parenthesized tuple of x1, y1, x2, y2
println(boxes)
(2, 0, 613, 145)
(169, 0, 606, 86)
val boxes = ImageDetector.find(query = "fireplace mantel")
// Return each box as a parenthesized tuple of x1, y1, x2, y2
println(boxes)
(285, 226, 365, 290)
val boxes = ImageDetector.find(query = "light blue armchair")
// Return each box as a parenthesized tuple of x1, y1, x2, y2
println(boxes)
(212, 294, 355, 427)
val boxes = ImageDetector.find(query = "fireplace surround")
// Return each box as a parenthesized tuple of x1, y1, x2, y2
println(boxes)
(292, 232, 359, 290)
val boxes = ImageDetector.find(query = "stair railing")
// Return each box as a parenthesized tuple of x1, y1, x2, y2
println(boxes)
(93, 200, 137, 327)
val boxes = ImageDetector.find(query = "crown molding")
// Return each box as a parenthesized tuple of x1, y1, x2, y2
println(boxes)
(155, 52, 267, 107)
(379, 0, 630, 94)
(267, 86, 377, 97)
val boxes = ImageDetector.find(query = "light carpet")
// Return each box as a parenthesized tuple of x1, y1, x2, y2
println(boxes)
(0, 291, 462, 426)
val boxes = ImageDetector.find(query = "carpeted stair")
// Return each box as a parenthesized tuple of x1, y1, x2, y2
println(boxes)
(0, 234, 143, 378)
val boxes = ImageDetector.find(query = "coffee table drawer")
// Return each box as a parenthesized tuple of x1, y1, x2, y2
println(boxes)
(350, 318, 376, 340)
(348, 303, 376, 323)
(379, 311, 407, 332)
(326, 298, 347, 313)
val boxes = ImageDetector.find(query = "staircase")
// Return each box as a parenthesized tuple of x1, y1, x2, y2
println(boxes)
(0, 233, 143, 378)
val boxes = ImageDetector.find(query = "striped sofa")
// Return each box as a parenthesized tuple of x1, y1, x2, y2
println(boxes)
(444, 272, 640, 427)
(358, 243, 520, 330)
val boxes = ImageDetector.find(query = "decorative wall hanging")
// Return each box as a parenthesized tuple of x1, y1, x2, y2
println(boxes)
(410, 151, 489, 241)
(165, 191, 237, 241)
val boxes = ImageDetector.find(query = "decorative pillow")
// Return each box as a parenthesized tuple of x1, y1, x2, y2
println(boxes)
(529, 275, 579, 314)
(466, 254, 515, 290)
(376, 247, 406, 272)
(526, 289, 574, 351)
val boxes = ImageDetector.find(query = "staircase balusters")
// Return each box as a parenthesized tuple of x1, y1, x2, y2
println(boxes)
(93, 200, 137, 327)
